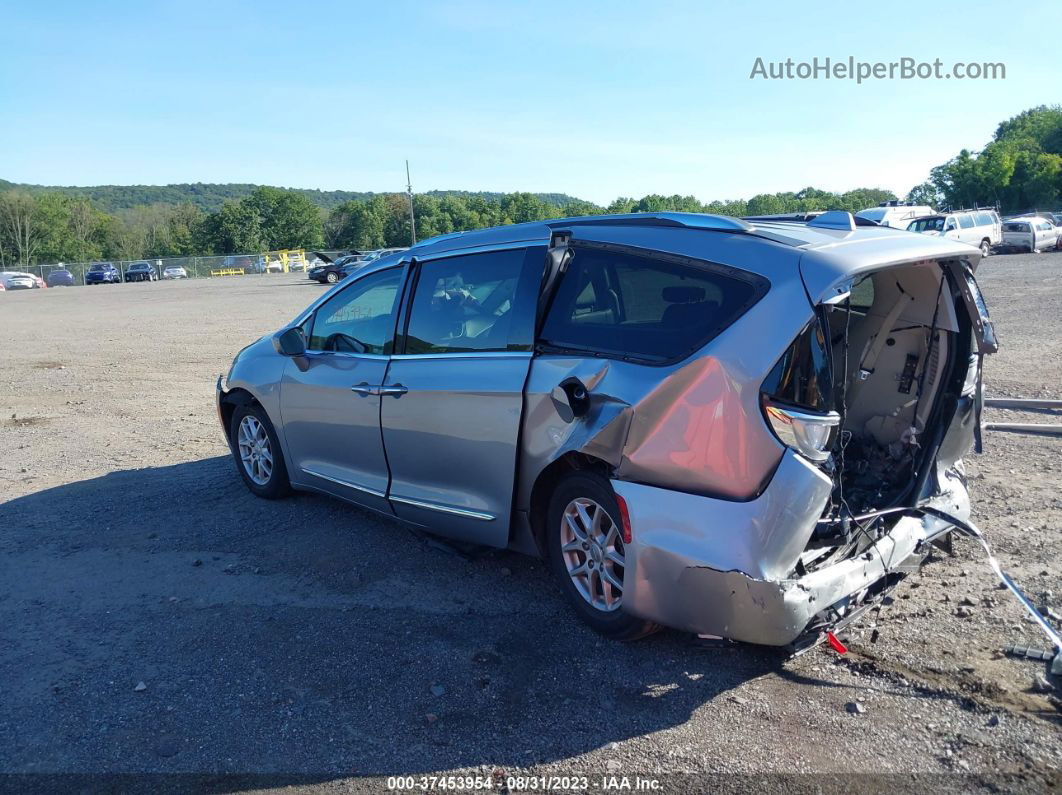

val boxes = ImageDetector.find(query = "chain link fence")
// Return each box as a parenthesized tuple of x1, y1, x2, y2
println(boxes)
(2, 248, 347, 288)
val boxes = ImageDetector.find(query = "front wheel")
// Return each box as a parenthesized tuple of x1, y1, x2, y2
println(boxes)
(229, 404, 291, 499)
(547, 472, 659, 641)
(325, 271, 340, 284)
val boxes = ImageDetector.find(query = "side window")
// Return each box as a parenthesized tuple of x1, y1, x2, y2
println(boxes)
(403, 249, 527, 354)
(848, 276, 874, 312)
(957, 214, 974, 229)
(540, 246, 767, 363)
(308, 267, 403, 354)
(975, 211, 992, 226)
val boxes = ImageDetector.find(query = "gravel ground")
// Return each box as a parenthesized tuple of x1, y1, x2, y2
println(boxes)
(0, 254, 1060, 793)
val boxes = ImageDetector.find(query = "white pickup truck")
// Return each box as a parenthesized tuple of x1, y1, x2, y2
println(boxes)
(1001, 217, 1061, 252)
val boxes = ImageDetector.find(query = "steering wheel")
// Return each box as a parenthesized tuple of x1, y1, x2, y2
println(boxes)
(324, 333, 369, 353)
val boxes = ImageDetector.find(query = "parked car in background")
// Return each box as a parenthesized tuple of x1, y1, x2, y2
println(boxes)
(221, 255, 254, 274)
(855, 201, 936, 229)
(253, 256, 284, 274)
(308, 253, 367, 284)
(125, 262, 158, 282)
(86, 263, 121, 284)
(286, 253, 307, 272)
(162, 265, 188, 280)
(46, 269, 75, 287)
(0, 271, 38, 290)
(1000, 217, 1060, 252)
(906, 208, 1001, 257)
(218, 211, 995, 646)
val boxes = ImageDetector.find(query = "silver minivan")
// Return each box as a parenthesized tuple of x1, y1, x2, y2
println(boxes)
(217, 211, 996, 647)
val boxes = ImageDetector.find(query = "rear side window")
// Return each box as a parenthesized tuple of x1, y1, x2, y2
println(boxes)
(761, 314, 833, 412)
(957, 214, 974, 229)
(975, 211, 992, 225)
(540, 245, 767, 363)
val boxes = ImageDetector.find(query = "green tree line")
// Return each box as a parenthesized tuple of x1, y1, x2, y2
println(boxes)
(0, 184, 899, 267)
(5, 103, 1057, 268)
(906, 105, 1062, 212)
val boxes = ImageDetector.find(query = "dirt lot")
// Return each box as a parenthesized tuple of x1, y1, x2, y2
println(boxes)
(1, 255, 1060, 792)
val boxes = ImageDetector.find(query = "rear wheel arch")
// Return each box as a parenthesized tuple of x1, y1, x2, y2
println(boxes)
(528, 452, 613, 557)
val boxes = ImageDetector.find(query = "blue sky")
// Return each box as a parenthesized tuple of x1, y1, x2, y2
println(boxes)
(1, 0, 1058, 204)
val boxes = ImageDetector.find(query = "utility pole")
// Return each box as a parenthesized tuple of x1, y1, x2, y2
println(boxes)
(406, 159, 417, 245)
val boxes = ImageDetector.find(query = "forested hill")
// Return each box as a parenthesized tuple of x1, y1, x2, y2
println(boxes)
(0, 179, 582, 214)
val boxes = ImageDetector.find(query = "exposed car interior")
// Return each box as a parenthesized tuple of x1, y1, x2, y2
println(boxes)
(824, 260, 969, 519)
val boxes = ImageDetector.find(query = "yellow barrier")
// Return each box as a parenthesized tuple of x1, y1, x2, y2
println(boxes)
(210, 268, 245, 277)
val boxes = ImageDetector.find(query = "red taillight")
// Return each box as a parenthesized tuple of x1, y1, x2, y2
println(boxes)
(614, 493, 633, 544)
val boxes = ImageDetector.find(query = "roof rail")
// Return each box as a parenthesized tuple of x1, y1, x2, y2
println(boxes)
(743, 212, 825, 223)
(547, 212, 752, 233)
(807, 211, 858, 231)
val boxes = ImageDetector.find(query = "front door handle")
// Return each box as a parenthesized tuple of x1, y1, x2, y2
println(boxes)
(351, 383, 377, 396)
(379, 384, 408, 398)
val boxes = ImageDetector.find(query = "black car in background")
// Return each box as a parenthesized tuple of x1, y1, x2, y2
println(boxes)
(46, 269, 75, 287)
(307, 250, 364, 284)
(307, 248, 408, 284)
(125, 262, 158, 282)
(308, 254, 362, 284)
(86, 263, 121, 284)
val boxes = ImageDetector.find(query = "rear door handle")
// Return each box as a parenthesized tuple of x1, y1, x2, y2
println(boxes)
(351, 383, 377, 396)
(379, 384, 408, 397)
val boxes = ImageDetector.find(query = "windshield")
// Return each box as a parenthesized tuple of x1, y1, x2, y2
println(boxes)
(908, 217, 945, 232)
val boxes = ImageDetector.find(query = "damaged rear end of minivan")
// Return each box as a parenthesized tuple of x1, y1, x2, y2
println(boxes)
(617, 228, 998, 648)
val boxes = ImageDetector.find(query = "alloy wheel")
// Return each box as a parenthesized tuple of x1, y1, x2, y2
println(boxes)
(559, 498, 625, 612)
(237, 415, 273, 486)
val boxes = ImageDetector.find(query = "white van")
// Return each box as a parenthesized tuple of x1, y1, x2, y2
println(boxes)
(855, 202, 936, 229)
(906, 208, 1002, 257)
(1001, 217, 1060, 252)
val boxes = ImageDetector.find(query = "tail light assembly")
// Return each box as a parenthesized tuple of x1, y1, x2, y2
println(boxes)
(762, 401, 840, 463)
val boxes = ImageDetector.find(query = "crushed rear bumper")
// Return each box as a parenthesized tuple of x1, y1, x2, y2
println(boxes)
(613, 452, 969, 646)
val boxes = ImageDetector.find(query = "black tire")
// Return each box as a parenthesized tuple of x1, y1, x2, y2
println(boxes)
(325, 271, 340, 284)
(979, 239, 991, 258)
(229, 403, 292, 499)
(546, 471, 659, 641)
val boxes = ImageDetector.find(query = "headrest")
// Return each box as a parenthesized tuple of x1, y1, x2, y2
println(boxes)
(662, 285, 706, 304)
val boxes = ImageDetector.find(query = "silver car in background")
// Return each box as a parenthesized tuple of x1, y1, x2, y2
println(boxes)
(217, 211, 996, 646)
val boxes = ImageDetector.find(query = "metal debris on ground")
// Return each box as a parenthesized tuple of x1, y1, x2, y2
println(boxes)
(921, 507, 1062, 678)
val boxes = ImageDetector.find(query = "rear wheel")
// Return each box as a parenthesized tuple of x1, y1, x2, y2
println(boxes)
(546, 472, 659, 641)
(230, 404, 291, 499)
(979, 239, 991, 257)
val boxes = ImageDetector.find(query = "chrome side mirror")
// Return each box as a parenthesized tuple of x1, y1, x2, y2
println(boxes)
(273, 327, 307, 356)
